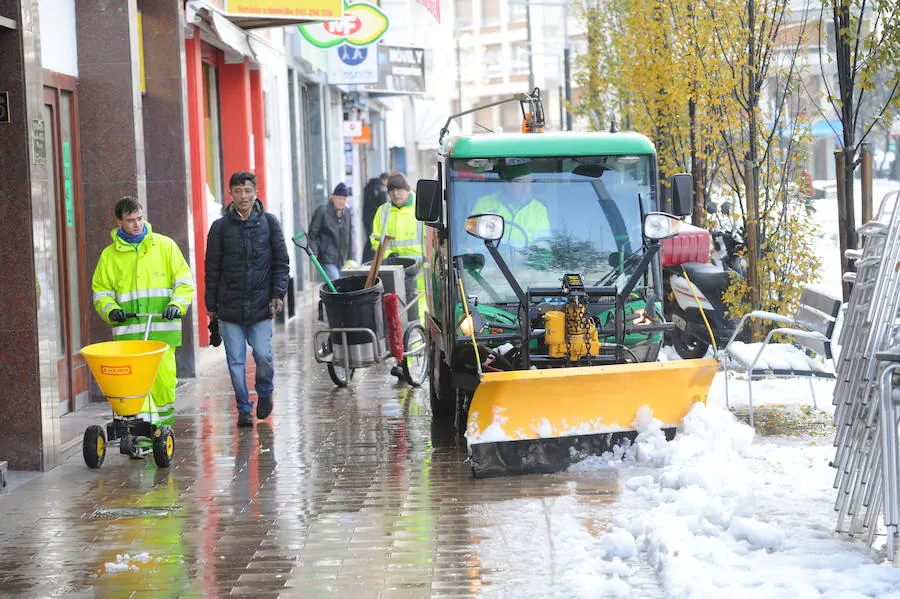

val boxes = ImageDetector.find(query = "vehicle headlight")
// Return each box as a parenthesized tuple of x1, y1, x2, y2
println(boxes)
(465, 213, 505, 241)
(643, 212, 680, 241)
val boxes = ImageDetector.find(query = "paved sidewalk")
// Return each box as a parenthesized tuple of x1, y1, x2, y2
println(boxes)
(0, 307, 625, 598)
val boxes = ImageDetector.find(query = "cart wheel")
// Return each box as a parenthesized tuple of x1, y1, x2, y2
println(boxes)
(402, 324, 428, 387)
(327, 363, 354, 387)
(83, 425, 107, 469)
(152, 426, 175, 468)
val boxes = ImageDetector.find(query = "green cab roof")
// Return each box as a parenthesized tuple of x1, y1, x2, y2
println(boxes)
(445, 131, 656, 158)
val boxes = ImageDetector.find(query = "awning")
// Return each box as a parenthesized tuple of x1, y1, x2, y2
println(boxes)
(811, 119, 843, 138)
(185, 1, 284, 64)
(224, 15, 327, 29)
(778, 119, 843, 140)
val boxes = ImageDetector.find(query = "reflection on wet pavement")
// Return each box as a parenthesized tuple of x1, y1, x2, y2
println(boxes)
(0, 308, 662, 597)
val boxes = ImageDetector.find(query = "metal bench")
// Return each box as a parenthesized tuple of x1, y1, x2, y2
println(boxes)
(721, 286, 842, 425)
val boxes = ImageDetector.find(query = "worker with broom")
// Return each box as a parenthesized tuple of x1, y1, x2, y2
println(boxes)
(370, 172, 425, 321)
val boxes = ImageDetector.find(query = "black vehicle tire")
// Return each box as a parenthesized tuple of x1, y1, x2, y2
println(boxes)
(327, 363, 354, 387)
(152, 426, 175, 468)
(670, 319, 710, 359)
(429, 341, 455, 422)
(83, 425, 106, 469)
(119, 433, 135, 456)
(402, 324, 428, 386)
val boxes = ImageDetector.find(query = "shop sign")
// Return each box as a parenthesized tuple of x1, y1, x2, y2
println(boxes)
(299, 0, 388, 48)
(365, 45, 426, 93)
(32, 119, 46, 165)
(352, 125, 371, 145)
(328, 44, 378, 85)
(343, 120, 362, 137)
(225, 0, 342, 20)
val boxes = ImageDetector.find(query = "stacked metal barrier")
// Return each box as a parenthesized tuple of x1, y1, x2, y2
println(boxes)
(831, 190, 900, 556)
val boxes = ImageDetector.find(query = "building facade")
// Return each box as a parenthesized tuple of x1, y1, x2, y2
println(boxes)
(0, 0, 353, 471)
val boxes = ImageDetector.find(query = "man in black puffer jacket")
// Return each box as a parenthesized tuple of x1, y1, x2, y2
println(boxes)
(205, 172, 290, 428)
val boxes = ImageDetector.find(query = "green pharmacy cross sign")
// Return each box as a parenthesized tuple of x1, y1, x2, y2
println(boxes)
(299, 0, 388, 48)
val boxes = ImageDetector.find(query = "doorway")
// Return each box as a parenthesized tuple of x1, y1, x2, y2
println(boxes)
(43, 84, 88, 415)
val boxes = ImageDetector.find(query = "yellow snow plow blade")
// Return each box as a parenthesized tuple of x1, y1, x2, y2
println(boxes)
(466, 358, 719, 477)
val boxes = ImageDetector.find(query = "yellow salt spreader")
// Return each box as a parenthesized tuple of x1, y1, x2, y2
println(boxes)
(79, 313, 175, 468)
(415, 98, 718, 476)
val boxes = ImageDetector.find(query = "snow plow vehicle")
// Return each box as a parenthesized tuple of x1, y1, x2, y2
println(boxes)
(415, 89, 719, 477)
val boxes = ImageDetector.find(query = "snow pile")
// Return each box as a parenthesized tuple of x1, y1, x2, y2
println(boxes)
(572, 403, 900, 597)
(103, 552, 153, 573)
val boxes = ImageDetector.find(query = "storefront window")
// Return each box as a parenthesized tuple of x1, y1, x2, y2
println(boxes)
(202, 62, 224, 214)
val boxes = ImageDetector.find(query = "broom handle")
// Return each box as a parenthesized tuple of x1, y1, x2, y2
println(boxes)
(365, 235, 392, 289)
(308, 253, 339, 293)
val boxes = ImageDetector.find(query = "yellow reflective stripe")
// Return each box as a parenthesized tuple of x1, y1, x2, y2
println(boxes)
(392, 239, 421, 247)
(113, 322, 182, 336)
(172, 278, 192, 289)
(93, 290, 116, 302)
(116, 288, 172, 303)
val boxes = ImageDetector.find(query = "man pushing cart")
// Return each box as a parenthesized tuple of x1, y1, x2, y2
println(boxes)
(91, 197, 193, 431)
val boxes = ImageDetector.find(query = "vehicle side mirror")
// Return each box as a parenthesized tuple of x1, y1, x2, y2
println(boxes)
(670, 173, 693, 217)
(415, 179, 441, 223)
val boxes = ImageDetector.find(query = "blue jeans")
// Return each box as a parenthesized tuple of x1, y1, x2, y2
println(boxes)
(219, 318, 275, 413)
(321, 263, 340, 283)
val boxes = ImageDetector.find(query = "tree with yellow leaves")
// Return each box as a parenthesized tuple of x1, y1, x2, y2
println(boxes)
(569, 0, 823, 330)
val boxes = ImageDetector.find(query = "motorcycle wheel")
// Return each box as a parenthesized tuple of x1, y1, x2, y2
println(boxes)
(671, 324, 710, 359)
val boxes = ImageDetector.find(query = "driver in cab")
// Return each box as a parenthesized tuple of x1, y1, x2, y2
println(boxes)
(471, 171, 551, 248)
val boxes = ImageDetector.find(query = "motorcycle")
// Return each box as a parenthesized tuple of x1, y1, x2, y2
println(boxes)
(663, 203, 746, 359)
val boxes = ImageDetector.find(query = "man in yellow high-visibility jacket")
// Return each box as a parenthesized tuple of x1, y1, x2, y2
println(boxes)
(92, 197, 194, 427)
(370, 171, 426, 321)
(472, 176, 551, 247)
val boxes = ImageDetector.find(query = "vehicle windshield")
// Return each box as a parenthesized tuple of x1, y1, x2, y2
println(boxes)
(449, 155, 657, 305)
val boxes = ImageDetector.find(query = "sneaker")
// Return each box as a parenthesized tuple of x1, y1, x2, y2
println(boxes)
(237, 411, 254, 427)
(257, 396, 273, 420)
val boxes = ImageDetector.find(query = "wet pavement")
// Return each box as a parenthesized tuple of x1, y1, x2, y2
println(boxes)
(0, 302, 653, 598)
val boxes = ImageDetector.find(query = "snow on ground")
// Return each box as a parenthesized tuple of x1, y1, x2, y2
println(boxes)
(471, 179, 900, 597)
(568, 404, 900, 598)
(475, 399, 900, 598)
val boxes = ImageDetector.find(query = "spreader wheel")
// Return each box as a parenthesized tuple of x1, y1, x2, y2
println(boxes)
(152, 426, 175, 468)
(83, 425, 107, 469)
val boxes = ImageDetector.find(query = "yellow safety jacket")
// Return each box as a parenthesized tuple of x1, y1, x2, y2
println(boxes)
(472, 194, 551, 245)
(370, 195, 423, 259)
(92, 223, 194, 347)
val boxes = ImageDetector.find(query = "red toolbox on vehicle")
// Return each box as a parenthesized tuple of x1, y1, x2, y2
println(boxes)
(661, 224, 710, 267)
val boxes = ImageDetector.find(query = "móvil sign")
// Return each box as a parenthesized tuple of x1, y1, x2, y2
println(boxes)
(225, 0, 342, 20)
(298, 0, 388, 48)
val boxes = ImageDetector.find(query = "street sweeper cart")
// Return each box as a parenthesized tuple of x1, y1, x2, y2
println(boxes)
(293, 231, 428, 387)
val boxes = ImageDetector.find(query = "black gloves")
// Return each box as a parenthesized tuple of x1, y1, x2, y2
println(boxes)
(109, 309, 127, 323)
(163, 305, 181, 321)
(208, 316, 222, 347)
